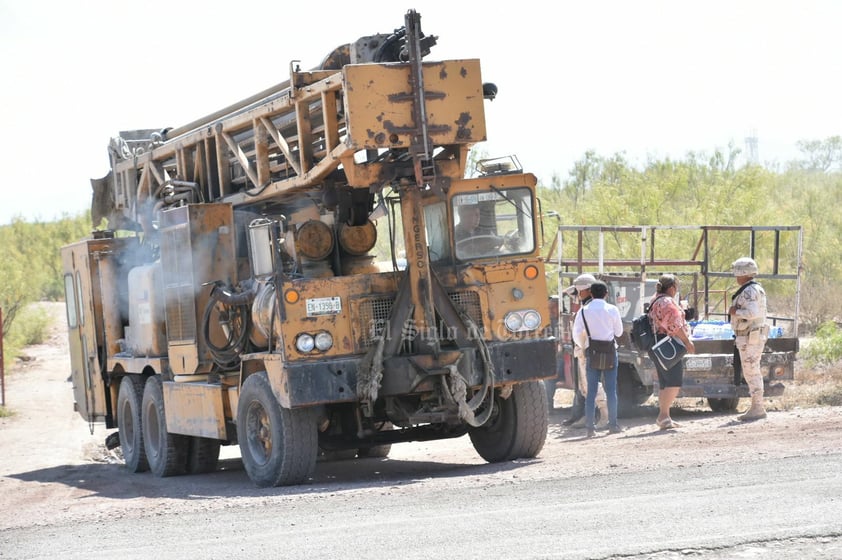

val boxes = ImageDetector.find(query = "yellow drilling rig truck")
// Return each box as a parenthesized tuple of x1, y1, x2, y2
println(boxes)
(61, 10, 556, 487)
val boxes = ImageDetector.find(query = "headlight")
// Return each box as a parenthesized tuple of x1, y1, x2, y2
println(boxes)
(522, 310, 541, 330)
(504, 309, 541, 333)
(295, 333, 315, 353)
(504, 312, 523, 332)
(314, 331, 333, 351)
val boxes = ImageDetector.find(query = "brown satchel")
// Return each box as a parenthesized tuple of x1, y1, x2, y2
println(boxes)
(581, 310, 616, 370)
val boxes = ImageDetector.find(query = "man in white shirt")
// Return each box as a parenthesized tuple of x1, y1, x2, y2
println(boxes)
(572, 281, 624, 437)
(564, 274, 608, 428)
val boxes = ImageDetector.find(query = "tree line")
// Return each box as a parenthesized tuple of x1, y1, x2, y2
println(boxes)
(538, 136, 842, 331)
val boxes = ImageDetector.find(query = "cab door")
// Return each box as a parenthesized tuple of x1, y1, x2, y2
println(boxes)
(61, 241, 107, 423)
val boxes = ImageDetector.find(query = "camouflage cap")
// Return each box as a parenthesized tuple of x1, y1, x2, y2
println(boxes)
(732, 257, 759, 277)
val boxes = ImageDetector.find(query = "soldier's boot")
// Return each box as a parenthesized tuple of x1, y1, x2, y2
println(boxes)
(595, 401, 609, 429)
(739, 395, 767, 422)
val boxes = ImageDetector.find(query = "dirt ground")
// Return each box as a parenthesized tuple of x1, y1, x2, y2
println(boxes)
(1, 302, 840, 532)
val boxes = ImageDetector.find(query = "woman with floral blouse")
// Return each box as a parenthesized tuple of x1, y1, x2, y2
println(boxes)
(648, 274, 696, 430)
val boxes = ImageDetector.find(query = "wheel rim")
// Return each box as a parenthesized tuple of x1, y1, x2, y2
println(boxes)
(246, 401, 272, 466)
(120, 396, 136, 455)
(145, 401, 161, 456)
(478, 394, 503, 432)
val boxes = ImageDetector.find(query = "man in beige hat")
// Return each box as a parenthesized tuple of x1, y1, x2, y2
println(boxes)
(564, 273, 609, 428)
(729, 257, 768, 421)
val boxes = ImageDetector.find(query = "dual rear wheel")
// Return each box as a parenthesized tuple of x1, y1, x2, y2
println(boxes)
(116, 375, 221, 478)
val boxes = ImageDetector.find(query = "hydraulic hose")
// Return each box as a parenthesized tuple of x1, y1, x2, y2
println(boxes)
(201, 283, 254, 369)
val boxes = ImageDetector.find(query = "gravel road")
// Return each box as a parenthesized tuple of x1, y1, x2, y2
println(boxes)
(1, 303, 840, 559)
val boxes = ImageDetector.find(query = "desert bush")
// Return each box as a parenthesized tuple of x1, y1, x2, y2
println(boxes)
(800, 321, 842, 366)
(2, 304, 51, 371)
(815, 385, 842, 406)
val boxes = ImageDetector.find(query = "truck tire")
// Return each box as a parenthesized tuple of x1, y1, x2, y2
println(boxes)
(357, 421, 394, 458)
(708, 397, 740, 412)
(617, 365, 651, 415)
(544, 378, 558, 412)
(357, 444, 392, 458)
(117, 375, 148, 473)
(237, 372, 318, 487)
(186, 437, 221, 474)
(142, 376, 188, 477)
(469, 381, 548, 463)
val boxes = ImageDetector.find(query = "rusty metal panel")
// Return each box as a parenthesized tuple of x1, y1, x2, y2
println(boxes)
(162, 381, 226, 439)
(227, 386, 239, 420)
(281, 276, 365, 358)
(343, 59, 486, 150)
(158, 203, 237, 374)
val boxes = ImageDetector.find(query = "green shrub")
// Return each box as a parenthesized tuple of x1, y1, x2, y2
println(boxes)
(816, 387, 842, 406)
(801, 321, 842, 366)
(2, 305, 51, 370)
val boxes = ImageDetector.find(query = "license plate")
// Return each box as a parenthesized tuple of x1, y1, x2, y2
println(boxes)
(685, 357, 712, 371)
(306, 297, 342, 316)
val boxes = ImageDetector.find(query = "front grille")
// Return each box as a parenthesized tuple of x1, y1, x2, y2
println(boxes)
(357, 289, 484, 348)
(448, 290, 483, 330)
(359, 297, 394, 347)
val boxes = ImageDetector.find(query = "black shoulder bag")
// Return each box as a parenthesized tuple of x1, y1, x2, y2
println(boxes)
(631, 311, 656, 351)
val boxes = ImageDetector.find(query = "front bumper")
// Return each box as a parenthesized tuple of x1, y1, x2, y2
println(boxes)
(273, 337, 557, 407)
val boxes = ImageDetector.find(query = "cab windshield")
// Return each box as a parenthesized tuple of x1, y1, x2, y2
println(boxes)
(451, 187, 535, 260)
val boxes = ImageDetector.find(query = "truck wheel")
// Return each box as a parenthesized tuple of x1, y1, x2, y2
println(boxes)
(357, 443, 392, 458)
(142, 376, 188, 477)
(617, 365, 651, 416)
(708, 397, 740, 412)
(237, 372, 318, 487)
(469, 381, 548, 463)
(186, 437, 221, 474)
(117, 375, 148, 473)
(357, 422, 394, 458)
(544, 379, 557, 412)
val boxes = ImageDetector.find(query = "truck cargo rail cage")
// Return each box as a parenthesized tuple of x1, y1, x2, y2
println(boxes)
(542, 224, 804, 413)
(544, 224, 803, 336)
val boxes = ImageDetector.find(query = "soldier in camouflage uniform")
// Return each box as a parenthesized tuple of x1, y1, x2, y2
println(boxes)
(729, 257, 769, 421)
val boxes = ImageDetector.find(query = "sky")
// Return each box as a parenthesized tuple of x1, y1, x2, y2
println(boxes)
(2, 0, 841, 225)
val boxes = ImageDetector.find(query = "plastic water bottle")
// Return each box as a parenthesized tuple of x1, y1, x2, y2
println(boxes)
(769, 326, 783, 339)
(691, 322, 715, 340)
(717, 323, 734, 339)
(691, 322, 710, 339)
(691, 320, 734, 340)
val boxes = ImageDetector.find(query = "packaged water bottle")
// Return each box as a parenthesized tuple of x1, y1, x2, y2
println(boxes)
(691, 322, 714, 340)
